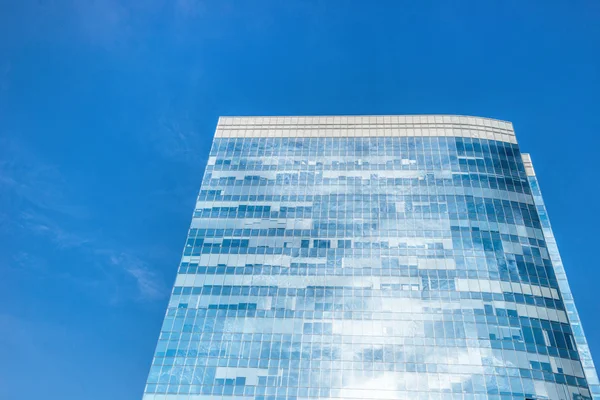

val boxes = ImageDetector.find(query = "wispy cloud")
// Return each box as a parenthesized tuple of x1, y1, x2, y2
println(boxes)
(0, 137, 166, 302)
(0, 137, 88, 220)
(156, 116, 199, 161)
(20, 210, 167, 302)
(107, 252, 164, 301)
(19, 211, 91, 249)
(10, 251, 49, 277)
(149, 107, 209, 167)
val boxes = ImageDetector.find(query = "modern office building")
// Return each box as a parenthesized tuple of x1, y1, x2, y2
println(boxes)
(143, 115, 599, 400)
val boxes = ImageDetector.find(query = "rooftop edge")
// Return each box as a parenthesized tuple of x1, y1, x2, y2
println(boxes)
(217, 114, 513, 130)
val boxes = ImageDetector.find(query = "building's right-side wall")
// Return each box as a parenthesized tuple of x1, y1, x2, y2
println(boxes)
(524, 153, 600, 399)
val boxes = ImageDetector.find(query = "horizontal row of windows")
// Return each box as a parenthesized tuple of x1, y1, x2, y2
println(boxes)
(195, 197, 538, 220)
(209, 137, 521, 160)
(208, 157, 523, 178)
(176, 266, 554, 285)
(202, 175, 531, 196)
(146, 381, 588, 400)
(147, 367, 586, 391)
(170, 285, 564, 310)
(197, 190, 533, 203)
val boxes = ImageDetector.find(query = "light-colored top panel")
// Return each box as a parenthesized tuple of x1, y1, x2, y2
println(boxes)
(522, 153, 536, 176)
(215, 115, 516, 144)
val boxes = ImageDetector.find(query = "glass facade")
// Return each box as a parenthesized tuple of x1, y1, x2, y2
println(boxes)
(143, 115, 599, 400)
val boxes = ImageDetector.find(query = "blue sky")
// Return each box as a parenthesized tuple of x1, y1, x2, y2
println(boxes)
(1, 1, 599, 399)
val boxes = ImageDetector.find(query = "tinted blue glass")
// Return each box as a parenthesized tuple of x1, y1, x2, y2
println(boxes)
(143, 116, 598, 400)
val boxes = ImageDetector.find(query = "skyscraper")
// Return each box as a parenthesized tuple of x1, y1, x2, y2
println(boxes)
(143, 115, 599, 400)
